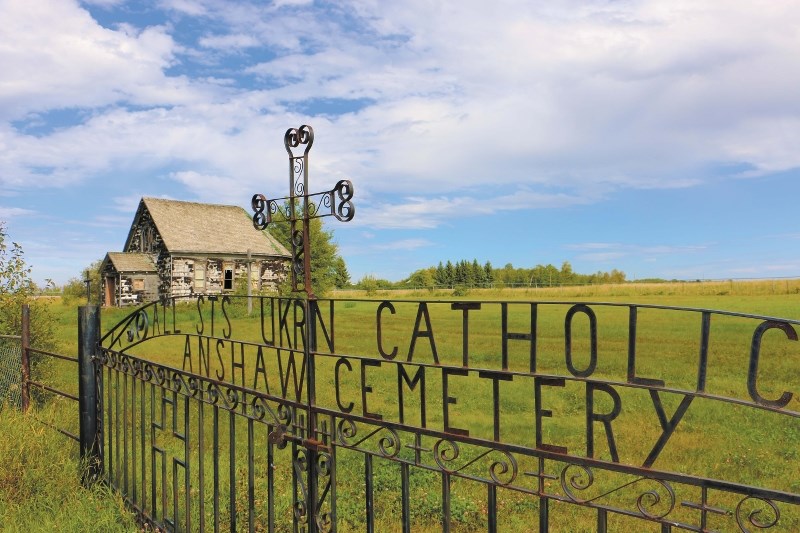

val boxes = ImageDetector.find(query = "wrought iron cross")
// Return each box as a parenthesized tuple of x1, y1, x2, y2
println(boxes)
(251, 125, 355, 297)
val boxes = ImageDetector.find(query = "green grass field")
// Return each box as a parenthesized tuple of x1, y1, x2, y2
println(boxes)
(3, 279, 799, 532)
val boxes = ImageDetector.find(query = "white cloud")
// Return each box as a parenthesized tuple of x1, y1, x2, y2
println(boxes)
(566, 242, 709, 263)
(80, 0, 125, 6)
(159, 0, 208, 16)
(0, 1, 193, 120)
(0, 207, 36, 218)
(199, 33, 260, 50)
(170, 170, 252, 204)
(3, 0, 800, 233)
(372, 239, 433, 251)
(358, 188, 593, 230)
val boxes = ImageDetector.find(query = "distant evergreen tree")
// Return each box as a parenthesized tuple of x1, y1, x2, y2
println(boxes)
(444, 261, 455, 286)
(484, 261, 494, 284)
(455, 260, 466, 285)
(471, 259, 484, 286)
(435, 262, 446, 286)
(333, 257, 350, 289)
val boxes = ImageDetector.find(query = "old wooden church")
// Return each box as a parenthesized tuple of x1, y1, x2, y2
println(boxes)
(101, 197, 290, 306)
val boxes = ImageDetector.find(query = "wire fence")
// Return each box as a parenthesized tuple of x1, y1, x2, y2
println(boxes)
(0, 335, 22, 408)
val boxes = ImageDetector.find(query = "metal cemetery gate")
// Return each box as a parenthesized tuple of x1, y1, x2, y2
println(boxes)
(93, 296, 800, 532)
(83, 127, 799, 531)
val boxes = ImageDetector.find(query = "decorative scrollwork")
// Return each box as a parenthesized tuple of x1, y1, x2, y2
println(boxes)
(277, 403, 293, 426)
(488, 450, 519, 486)
(336, 418, 357, 443)
(431, 441, 518, 485)
(335, 419, 401, 458)
(634, 479, 676, 519)
(206, 382, 220, 404)
(250, 395, 282, 428)
(333, 179, 355, 222)
(294, 166, 305, 197)
(154, 366, 167, 386)
(316, 511, 333, 533)
(142, 361, 154, 381)
(736, 497, 780, 531)
(293, 500, 309, 525)
(291, 228, 304, 277)
(559, 464, 676, 520)
(187, 376, 201, 398)
(251, 194, 271, 230)
(291, 228, 304, 247)
(317, 452, 333, 477)
(130, 358, 142, 377)
(433, 439, 461, 472)
(294, 448, 309, 472)
(378, 429, 401, 458)
(125, 309, 149, 343)
(284, 125, 314, 155)
(225, 387, 240, 410)
(251, 395, 267, 420)
(560, 464, 595, 503)
(251, 124, 354, 296)
(171, 372, 188, 394)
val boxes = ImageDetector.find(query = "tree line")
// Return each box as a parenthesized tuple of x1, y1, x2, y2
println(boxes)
(355, 259, 626, 291)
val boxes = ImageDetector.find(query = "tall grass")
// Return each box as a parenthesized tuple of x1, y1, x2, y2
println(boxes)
(7, 280, 800, 531)
(336, 277, 800, 300)
(0, 403, 137, 531)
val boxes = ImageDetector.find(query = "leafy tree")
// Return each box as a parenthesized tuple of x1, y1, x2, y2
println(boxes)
(609, 269, 626, 283)
(268, 203, 347, 296)
(560, 261, 574, 285)
(0, 223, 54, 395)
(62, 259, 103, 304)
(405, 267, 435, 290)
(355, 275, 392, 295)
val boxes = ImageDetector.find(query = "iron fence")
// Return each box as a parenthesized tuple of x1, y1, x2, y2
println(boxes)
(88, 295, 800, 532)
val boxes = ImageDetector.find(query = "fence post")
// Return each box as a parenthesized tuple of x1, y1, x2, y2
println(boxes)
(78, 305, 102, 485)
(20, 304, 30, 412)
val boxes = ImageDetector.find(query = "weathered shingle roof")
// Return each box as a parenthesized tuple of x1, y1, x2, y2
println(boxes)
(130, 198, 290, 257)
(104, 252, 157, 273)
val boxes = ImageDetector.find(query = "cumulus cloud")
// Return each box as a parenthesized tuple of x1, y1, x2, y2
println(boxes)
(566, 242, 709, 263)
(0, 207, 36, 218)
(3, 0, 800, 230)
(0, 1, 187, 119)
(372, 239, 433, 251)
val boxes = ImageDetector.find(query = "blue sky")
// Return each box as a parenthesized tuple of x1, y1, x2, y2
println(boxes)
(2, 0, 800, 286)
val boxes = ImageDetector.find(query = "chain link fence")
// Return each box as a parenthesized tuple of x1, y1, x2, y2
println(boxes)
(0, 335, 22, 408)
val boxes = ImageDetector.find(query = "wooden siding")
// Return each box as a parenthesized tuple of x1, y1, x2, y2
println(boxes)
(104, 198, 290, 305)
(170, 257, 286, 296)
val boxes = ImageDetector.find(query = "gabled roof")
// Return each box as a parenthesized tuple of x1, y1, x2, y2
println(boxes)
(125, 197, 290, 257)
(103, 252, 157, 273)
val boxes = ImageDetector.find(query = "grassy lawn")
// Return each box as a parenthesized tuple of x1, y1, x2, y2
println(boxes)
(3, 279, 799, 531)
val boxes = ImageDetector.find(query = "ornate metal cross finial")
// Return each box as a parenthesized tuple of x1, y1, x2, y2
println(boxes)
(251, 125, 355, 297)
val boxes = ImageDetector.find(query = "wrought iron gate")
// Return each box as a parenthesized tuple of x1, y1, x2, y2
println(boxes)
(94, 295, 800, 531)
